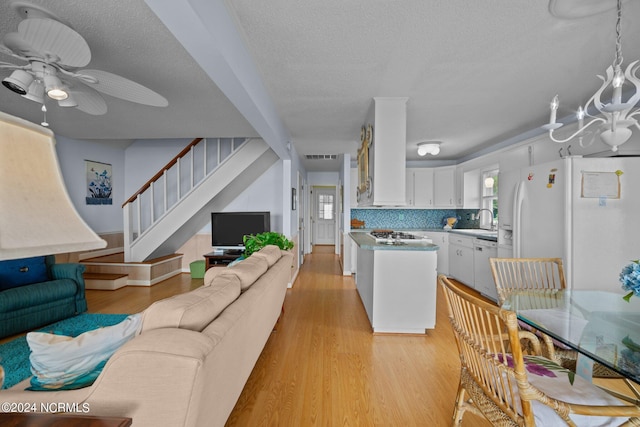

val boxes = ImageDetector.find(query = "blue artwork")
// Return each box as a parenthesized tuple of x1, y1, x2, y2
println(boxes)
(86, 160, 112, 205)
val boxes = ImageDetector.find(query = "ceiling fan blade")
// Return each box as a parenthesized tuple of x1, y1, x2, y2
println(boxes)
(1, 32, 38, 58)
(0, 62, 21, 70)
(68, 83, 107, 115)
(78, 69, 168, 107)
(18, 18, 90, 67)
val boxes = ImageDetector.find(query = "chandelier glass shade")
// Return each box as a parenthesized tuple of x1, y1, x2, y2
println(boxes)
(543, 0, 640, 152)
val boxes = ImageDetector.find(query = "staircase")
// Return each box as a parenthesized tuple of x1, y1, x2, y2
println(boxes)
(82, 137, 279, 288)
(82, 252, 183, 289)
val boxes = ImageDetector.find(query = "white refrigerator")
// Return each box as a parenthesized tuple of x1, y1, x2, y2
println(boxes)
(498, 156, 640, 290)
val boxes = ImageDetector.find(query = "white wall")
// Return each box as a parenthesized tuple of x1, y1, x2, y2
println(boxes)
(307, 171, 339, 187)
(55, 135, 125, 234)
(221, 161, 284, 233)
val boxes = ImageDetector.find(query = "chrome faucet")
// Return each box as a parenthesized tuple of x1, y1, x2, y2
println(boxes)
(477, 209, 495, 230)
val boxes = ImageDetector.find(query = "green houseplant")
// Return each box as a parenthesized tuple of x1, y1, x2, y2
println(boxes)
(243, 232, 294, 257)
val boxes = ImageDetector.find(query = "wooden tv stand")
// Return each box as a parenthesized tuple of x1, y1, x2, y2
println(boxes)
(203, 250, 243, 270)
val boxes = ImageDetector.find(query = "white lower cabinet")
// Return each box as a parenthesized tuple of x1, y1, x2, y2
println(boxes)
(356, 245, 438, 332)
(447, 233, 499, 301)
(448, 234, 475, 286)
(343, 232, 358, 276)
(428, 231, 449, 276)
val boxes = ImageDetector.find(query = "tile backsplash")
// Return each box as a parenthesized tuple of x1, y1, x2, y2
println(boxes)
(351, 208, 480, 230)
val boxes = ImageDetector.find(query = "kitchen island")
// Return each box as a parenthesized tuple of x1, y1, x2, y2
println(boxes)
(350, 232, 439, 334)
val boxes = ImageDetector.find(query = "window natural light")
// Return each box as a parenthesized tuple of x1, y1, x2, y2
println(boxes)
(481, 168, 498, 229)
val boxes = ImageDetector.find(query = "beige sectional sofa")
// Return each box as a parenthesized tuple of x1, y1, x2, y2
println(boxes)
(1, 245, 293, 427)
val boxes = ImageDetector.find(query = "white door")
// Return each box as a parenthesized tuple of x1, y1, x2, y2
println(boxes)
(312, 186, 336, 245)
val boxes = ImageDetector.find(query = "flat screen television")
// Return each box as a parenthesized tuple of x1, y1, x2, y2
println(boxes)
(211, 211, 270, 250)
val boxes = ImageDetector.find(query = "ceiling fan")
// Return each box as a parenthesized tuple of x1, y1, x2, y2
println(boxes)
(0, 2, 168, 116)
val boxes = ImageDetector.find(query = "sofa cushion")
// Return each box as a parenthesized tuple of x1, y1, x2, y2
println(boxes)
(251, 245, 283, 267)
(141, 274, 241, 333)
(218, 255, 269, 291)
(0, 256, 49, 290)
(203, 265, 223, 287)
(26, 314, 142, 391)
(0, 279, 78, 311)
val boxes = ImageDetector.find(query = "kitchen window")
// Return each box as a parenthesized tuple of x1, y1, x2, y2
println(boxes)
(480, 168, 498, 229)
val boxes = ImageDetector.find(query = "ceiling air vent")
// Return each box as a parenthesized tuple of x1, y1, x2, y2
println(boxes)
(305, 154, 337, 160)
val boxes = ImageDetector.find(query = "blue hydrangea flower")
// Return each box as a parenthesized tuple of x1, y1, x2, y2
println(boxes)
(620, 260, 640, 302)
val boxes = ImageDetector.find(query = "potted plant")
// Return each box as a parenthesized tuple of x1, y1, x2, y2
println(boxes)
(243, 232, 294, 257)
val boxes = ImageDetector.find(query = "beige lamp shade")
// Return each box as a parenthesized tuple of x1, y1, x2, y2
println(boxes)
(0, 111, 106, 260)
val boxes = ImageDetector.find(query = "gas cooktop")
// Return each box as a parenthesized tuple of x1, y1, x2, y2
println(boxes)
(368, 230, 428, 244)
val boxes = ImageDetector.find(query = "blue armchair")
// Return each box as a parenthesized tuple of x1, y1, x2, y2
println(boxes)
(0, 255, 88, 338)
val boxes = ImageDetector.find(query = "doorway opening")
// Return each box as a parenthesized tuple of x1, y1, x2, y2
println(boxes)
(311, 186, 336, 251)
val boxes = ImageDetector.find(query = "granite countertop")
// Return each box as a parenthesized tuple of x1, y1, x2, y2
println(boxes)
(349, 232, 440, 251)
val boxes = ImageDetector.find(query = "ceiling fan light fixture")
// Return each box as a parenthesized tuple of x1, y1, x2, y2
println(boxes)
(44, 75, 68, 101)
(22, 80, 44, 103)
(417, 142, 441, 156)
(2, 11, 166, 116)
(2, 70, 33, 95)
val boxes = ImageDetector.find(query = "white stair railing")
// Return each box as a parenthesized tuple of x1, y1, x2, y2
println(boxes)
(123, 137, 247, 249)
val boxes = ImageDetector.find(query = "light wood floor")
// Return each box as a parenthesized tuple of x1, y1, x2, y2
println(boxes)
(227, 246, 490, 426)
(85, 246, 491, 426)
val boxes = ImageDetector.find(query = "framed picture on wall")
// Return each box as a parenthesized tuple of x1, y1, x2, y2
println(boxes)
(292, 187, 297, 210)
(85, 160, 113, 205)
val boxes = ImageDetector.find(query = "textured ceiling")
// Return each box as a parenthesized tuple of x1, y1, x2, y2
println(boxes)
(1, 0, 640, 172)
(225, 0, 640, 163)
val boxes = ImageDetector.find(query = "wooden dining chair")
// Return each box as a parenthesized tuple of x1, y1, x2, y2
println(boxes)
(489, 257, 566, 304)
(438, 274, 640, 426)
(489, 257, 577, 368)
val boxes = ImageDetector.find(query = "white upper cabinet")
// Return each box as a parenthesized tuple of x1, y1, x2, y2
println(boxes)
(406, 167, 456, 208)
(433, 166, 456, 208)
(405, 168, 415, 206)
(410, 168, 434, 207)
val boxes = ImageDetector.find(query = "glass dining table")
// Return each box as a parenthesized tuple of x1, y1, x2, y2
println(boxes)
(503, 289, 640, 385)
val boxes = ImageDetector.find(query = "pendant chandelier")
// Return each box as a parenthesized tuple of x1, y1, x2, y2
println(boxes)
(543, 0, 640, 152)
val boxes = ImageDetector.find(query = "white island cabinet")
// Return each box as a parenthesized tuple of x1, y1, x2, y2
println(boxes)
(351, 233, 439, 334)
